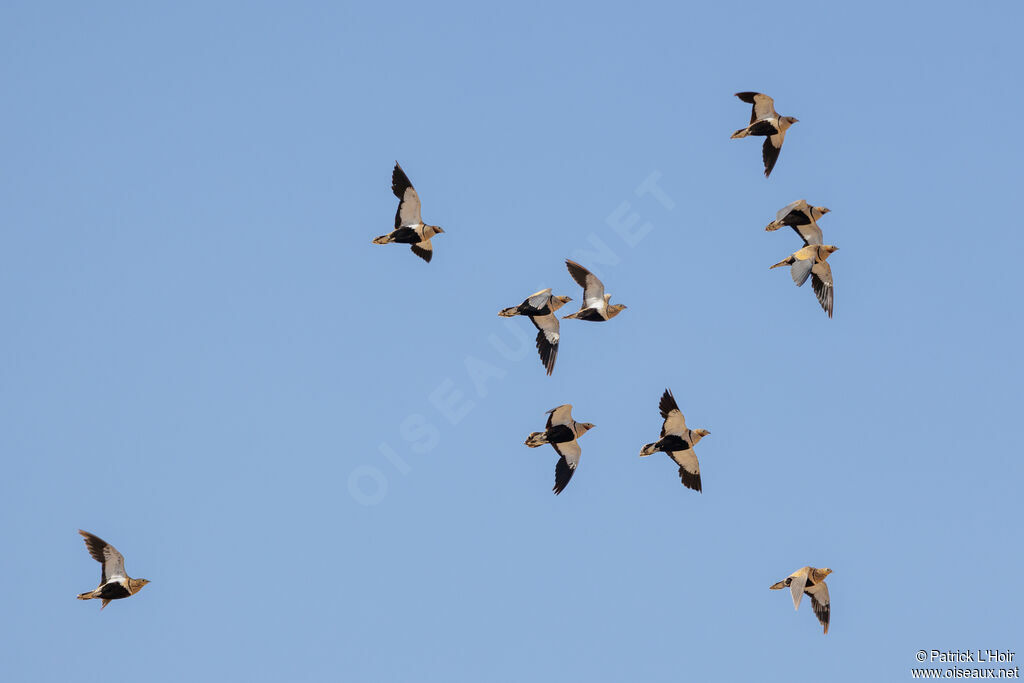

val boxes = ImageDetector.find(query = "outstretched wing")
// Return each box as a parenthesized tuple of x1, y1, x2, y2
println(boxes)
(658, 389, 688, 436)
(791, 222, 823, 247)
(410, 241, 432, 263)
(392, 162, 423, 228)
(806, 582, 831, 634)
(669, 449, 702, 492)
(530, 314, 560, 376)
(776, 199, 809, 223)
(811, 261, 834, 318)
(545, 404, 574, 429)
(565, 260, 605, 308)
(762, 133, 785, 177)
(520, 289, 554, 316)
(788, 569, 808, 610)
(736, 92, 777, 122)
(552, 440, 581, 495)
(79, 530, 126, 583)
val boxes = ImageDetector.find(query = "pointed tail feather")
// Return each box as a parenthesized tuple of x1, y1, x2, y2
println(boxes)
(639, 442, 659, 456)
(769, 580, 786, 590)
(77, 591, 94, 600)
(372, 234, 391, 245)
(765, 220, 782, 231)
(769, 257, 791, 269)
(525, 432, 547, 448)
(498, 306, 519, 318)
(731, 127, 749, 139)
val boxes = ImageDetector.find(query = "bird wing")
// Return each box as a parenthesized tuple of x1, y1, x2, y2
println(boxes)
(658, 389, 688, 436)
(668, 449, 702, 492)
(545, 404, 574, 429)
(805, 582, 831, 634)
(409, 240, 433, 263)
(792, 222, 823, 247)
(565, 260, 605, 307)
(736, 92, 777, 122)
(762, 132, 785, 177)
(552, 440, 581, 495)
(521, 288, 554, 315)
(811, 261, 834, 318)
(776, 199, 808, 222)
(79, 530, 126, 584)
(788, 568, 808, 610)
(530, 314, 560, 376)
(392, 162, 423, 228)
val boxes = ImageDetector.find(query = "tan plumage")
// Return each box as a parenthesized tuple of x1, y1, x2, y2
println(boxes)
(770, 245, 838, 318)
(76, 530, 150, 609)
(372, 162, 444, 263)
(769, 566, 832, 634)
(731, 92, 798, 177)
(638, 389, 710, 493)
(524, 404, 595, 495)
(498, 288, 572, 375)
(562, 260, 627, 322)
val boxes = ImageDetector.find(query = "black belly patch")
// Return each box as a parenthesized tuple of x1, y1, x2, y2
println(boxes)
(575, 308, 605, 322)
(659, 435, 690, 451)
(98, 582, 131, 600)
(546, 425, 575, 443)
(389, 227, 420, 244)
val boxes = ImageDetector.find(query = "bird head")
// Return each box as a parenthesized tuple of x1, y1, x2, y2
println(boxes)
(783, 116, 799, 125)
(427, 226, 444, 238)
(554, 295, 573, 306)
(130, 578, 151, 592)
(696, 429, 711, 437)
(817, 207, 831, 215)
(822, 245, 839, 256)
(821, 568, 833, 577)
(579, 423, 595, 434)
(606, 304, 627, 318)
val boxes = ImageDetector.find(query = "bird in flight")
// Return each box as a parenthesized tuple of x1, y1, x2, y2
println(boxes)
(562, 260, 627, 322)
(770, 566, 833, 634)
(372, 162, 444, 262)
(524, 404, 595, 495)
(730, 92, 798, 177)
(770, 243, 838, 318)
(764, 199, 830, 237)
(499, 288, 573, 375)
(76, 530, 150, 609)
(639, 389, 711, 492)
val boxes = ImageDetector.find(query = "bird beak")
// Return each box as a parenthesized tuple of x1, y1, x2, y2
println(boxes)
(436, 227, 445, 234)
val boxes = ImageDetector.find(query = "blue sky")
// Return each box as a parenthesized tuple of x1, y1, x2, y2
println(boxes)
(2, 1, 1022, 681)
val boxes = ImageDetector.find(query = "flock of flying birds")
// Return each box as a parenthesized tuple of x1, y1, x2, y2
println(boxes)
(75, 92, 834, 635)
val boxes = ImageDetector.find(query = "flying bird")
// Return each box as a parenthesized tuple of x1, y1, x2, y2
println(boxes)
(770, 566, 833, 634)
(639, 389, 711, 492)
(770, 245, 838, 318)
(76, 530, 150, 609)
(764, 200, 830, 243)
(372, 162, 444, 263)
(730, 92, 798, 177)
(562, 260, 627, 322)
(498, 288, 573, 375)
(524, 404, 595, 495)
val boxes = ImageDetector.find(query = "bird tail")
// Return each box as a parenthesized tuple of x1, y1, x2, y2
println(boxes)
(77, 590, 95, 600)
(765, 220, 782, 231)
(525, 432, 548, 448)
(769, 580, 786, 591)
(769, 257, 792, 270)
(730, 126, 749, 139)
(561, 310, 580, 320)
(639, 442, 659, 457)
(498, 306, 519, 318)
(372, 234, 391, 245)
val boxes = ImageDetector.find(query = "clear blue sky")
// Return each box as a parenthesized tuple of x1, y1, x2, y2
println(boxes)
(2, 2, 1021, 681)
